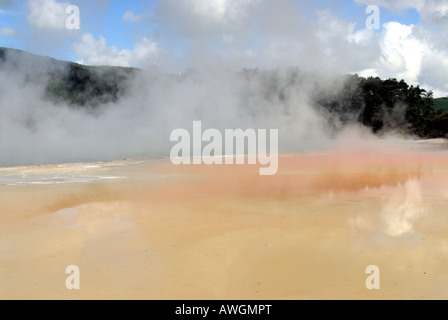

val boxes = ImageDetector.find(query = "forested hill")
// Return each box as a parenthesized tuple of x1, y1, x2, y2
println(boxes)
(315, 74, 448, 138)
(0, 47, 137, 106)
(0, 47, 447, 138)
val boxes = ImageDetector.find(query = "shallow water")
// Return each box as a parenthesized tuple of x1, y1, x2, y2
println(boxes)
(1, 146, 448, 299)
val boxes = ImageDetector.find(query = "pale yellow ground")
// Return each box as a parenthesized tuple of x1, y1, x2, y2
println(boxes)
(1, 149, 448, 300)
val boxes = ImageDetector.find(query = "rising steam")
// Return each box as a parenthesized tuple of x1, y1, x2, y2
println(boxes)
(0, 55, 385, 167)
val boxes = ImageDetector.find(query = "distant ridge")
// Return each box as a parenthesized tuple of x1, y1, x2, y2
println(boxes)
(0, 47, 137, 106)
(0, 47, 447, 139)
(434, 97, 448, 112)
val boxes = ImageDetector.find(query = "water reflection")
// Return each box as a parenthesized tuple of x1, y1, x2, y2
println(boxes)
(381, 179, 425, 237)
(2, 149, 448, 299)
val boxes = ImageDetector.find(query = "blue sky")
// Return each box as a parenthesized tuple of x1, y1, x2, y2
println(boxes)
(0, 0, 420, 61)
(0, 0, 446, 95)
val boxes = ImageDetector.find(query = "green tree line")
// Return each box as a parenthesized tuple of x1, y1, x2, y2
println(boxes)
(317, 74, 448, 138)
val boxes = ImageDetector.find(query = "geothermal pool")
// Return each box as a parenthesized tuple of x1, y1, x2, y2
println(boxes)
(1, 144, 448, 299)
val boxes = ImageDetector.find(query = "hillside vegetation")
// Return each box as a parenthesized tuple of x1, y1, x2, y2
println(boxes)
(0, 47, 137, 106)
(1, 47, 447, 138)
(434, 98, 448, 112)
(316, 74, 447, 138)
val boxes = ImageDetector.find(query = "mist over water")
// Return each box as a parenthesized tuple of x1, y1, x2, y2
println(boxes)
(4, 0, 447, 167)
(0, 56, 386, 167)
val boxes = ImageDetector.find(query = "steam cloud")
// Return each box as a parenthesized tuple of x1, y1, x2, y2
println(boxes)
(1, 0, 439, 166)
(1, 61, 366, 166)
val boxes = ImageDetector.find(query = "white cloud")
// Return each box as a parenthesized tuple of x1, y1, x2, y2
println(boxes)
(355, 0, 448, 29)
(62, 0, 447, 96)
(348, 28, 375, 45)
(376, 22, 425, 84)
(151, 0, 448, 97)
(381, 179, 425, 237)
(156, 0, 261, 37)
(351, 19, 447, 95)
(123, 10, 144, 23)
(420, 51, 448, 95)
(188, 0, 260, 23)
(72, 33, 160, 67)
(133, 38, 159, 62)
(0, 27, 16, 37)
(27, 0, 71, 30)
(312, 9, 381, 74)
(155, 0, 380, 72)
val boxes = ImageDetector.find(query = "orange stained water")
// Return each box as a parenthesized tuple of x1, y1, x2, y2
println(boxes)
(1, 150, 448, 300)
